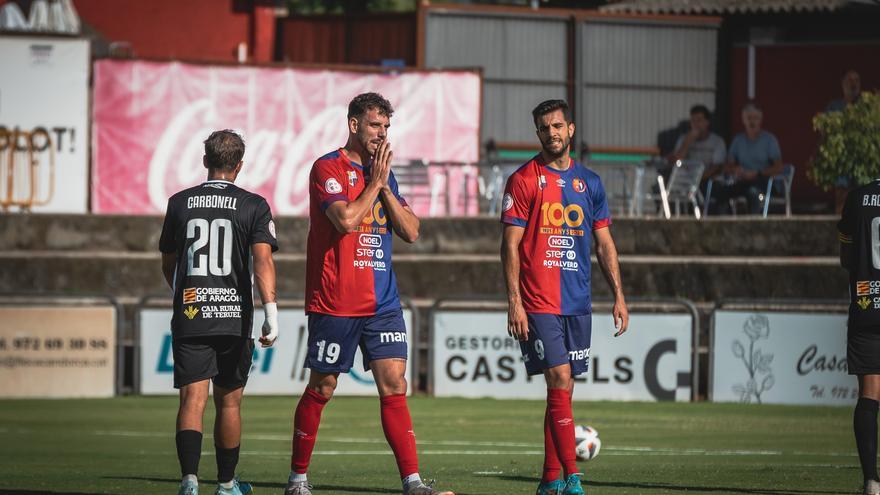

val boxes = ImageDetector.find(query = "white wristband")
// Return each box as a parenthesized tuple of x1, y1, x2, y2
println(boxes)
(263, 302, 278, 321)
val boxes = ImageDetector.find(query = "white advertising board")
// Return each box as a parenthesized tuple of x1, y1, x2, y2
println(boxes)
(711, 311, 855, 406)
(0, 36, 89, 212)
(139, 308, 412, 396)
(432, 311, 693, 401)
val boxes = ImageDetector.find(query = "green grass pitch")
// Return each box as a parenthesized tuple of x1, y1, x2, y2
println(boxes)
(0, 396, 857, 494)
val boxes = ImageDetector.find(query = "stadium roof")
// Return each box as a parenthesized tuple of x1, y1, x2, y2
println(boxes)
(599, 0, 871, 14)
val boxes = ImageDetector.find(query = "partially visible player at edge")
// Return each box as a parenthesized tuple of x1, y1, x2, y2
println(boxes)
(160, 130, 280, 495)
(282, 93, 454, 495)
(501, 100, 629, 495)
(839, 183, 880, 495)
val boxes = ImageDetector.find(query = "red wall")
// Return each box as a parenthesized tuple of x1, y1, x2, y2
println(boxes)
(730, 44, 880, 207)
(279, 14, 415, 65)
(73, 0, 255, 62)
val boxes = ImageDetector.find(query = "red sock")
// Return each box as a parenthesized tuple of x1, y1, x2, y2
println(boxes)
(547, 388, 578, 476)
(542, 404, 562, 483)
(380, 394, 419, 478)
(290, 387, 329, 474)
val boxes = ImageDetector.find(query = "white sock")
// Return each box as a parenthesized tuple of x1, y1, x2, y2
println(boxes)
(289, 471, 307, 483)
(182, 474, 198, 485)
(220, 480, 234, 489)
(403, 473, 421, 486)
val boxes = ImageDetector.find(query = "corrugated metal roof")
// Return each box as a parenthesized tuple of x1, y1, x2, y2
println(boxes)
(600, 0, 849, 14)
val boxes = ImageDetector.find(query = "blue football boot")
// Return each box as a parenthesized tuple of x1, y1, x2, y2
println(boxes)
(215, 477, 253, 495)
(535, 479, 564, 495)
(562, 473, 585, 495)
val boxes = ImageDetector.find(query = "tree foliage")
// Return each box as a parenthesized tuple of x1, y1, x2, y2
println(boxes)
(810, 92, 880, 189)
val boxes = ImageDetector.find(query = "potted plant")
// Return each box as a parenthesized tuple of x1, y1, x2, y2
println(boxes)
(810, 91, 880, 213)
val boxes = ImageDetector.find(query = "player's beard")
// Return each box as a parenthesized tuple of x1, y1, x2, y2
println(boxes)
(541, 134, 570, 160)
(360, 136, 383, 159)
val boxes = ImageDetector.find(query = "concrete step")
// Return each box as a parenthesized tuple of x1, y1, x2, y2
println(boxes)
(0, 214, 840, 256)
(0, 251, 848, 303)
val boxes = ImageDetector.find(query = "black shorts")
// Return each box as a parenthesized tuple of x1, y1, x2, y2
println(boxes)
(848, 327, 880, 375)
(172, 336, 254, 389)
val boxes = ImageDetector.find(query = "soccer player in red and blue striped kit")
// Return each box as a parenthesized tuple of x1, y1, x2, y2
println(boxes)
(283, 93, 453, 495)
(501, 100, 630, 495)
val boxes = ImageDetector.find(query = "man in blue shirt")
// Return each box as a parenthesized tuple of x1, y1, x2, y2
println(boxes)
(714, 102, 784, 215)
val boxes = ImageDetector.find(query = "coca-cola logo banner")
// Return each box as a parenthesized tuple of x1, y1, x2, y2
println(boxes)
(91, 60, 481, 215)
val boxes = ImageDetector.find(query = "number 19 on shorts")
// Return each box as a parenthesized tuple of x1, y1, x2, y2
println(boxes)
(316, 340, 340, 364)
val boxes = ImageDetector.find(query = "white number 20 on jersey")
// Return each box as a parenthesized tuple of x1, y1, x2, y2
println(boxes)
(186, 218, 232, 276)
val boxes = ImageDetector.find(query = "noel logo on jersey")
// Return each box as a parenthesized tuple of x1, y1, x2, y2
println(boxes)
(348, 170, 358, 187)
(502, 193, 514, 212)
(358, 234, 382, 248)
(325, 178, 343, 194)
(572, 178, 586, 193)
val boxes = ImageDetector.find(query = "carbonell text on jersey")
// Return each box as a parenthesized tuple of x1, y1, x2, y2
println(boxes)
(187, 195, 238, 210)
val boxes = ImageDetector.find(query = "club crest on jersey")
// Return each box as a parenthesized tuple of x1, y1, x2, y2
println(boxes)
(572, 178, 586, 193)
(325, 177, 343, 194)
(502, 193, 514, 212)
(348, 170, 358, 186)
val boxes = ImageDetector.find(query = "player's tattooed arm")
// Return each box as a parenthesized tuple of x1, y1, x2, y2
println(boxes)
(594, 227, 629, 336)
(252, 243, 277, 304)
(325, 142, 392, 233)
(253, 242, 278, 347)
(161, 253, 176, 291)
(502, 225, 529, 341)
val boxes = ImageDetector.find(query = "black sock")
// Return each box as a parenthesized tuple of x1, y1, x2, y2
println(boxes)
(855, 397, 880, 482)
(216, 445, 240, 484)
(176, 430, 203, 478)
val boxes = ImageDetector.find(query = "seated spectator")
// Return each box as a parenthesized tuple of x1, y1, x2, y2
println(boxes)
(826, 70, 861, 113)
(714, 102, 785, 215)
(671, 104, 726, 181)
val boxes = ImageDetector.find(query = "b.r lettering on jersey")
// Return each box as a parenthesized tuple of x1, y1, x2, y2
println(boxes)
(863, 194, 880, 207)
(187, 195, 238, 210)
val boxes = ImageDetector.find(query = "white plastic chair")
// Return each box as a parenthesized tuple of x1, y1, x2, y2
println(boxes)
(657, 159, 705, 220)
(762, 164, 795, 217)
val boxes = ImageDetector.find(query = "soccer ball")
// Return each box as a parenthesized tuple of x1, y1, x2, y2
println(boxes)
(574, 425, 601, 461)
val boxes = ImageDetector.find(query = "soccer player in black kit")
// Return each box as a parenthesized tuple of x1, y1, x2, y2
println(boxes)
(839, 183, 880, 495)
(160, 130, 279, 495)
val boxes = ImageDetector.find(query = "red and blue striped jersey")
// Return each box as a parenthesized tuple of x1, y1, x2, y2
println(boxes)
(306, 149, 407, 316)
(501, 155, 611, 316)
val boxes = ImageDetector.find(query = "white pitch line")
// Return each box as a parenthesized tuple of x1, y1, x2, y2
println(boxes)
(92, 430, 854, 458)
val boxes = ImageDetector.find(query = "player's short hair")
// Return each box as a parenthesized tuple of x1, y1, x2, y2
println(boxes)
(690, 104, 711, 120)
(203, 130, 245, 171)
(348, 92, 394, 120)
(532, 99, 572, 128)
(742, 101, 762, 114)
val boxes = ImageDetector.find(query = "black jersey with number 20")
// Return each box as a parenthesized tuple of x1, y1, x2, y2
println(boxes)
(159, 180, 278, 339)
(839, 181, 880, 330)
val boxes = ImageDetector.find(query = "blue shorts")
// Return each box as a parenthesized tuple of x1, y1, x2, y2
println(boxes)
(520, 313, 592, 377)
(305, 309, 408, 373)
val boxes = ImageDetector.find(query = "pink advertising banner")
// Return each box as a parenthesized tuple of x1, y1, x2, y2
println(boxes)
(92, 60, 481, 215)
